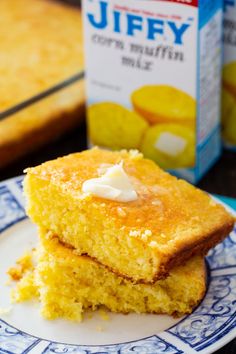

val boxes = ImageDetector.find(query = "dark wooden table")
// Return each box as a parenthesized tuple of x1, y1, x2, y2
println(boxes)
(0, 123, 235, 353)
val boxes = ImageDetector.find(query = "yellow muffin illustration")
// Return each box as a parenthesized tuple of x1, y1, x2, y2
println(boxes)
(88, 102, 148, 150)
(223, 62, 236, 97)
(141, 124, 195, 169)
(223, 105, 236, 145)
(221, 87, 235, 126)
(131, 85, 196, 127)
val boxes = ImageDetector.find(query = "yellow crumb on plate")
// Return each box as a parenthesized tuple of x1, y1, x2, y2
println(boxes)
(0, 307, 12, 316)
(96, 325, 105, 332)
(99, 308, 110, 321)
(8, 251, 34, 281)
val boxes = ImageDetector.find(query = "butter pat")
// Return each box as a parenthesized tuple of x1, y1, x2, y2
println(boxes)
(82, 163, 138, 202)
(155, 132, 187, 157)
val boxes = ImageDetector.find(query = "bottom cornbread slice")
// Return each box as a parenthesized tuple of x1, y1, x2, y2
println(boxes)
(11, 230, 207, 322)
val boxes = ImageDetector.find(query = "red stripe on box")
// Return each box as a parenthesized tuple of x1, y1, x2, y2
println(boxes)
(157, 0, 198, 7)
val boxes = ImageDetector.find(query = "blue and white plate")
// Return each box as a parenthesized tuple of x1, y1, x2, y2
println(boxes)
(0, 176, 235, 354)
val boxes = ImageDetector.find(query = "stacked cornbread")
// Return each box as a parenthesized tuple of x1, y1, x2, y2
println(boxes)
(11, 148, 234, 321)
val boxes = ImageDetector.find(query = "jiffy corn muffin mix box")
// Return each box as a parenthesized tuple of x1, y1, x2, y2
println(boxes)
(82, 0, 223, 183)
(222, 0, 236, 149)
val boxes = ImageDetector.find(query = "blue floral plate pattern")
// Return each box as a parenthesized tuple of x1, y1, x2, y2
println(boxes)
(0, 176, 235, 354)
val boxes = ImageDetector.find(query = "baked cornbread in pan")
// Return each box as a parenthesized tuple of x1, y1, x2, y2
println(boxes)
(0, 0, 84, 167)
(12, 231, 206, 321)
(24, 148, 234, 283)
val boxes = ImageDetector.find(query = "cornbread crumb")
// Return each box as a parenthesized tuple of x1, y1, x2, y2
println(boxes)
(8, 250, 38, 303)
(99, 309, 110, 321)
(96, 325, 104, 332)
(0, 307, 12, 316)
(11, 269, 38, 303)
(128, 150, 143, 159)
(8, 251, 34, 281)
(129, 230, 140, 237)
(141, 230, 152, 241)
(129, 229, 152, 241)
(209, 199, 217, 207)
(149, 241, 158, 248)
(117, 207, 127, 217)
(87, 312, 93, 319)
(141, 234, 148, 241)
(152, 200, 162, 206)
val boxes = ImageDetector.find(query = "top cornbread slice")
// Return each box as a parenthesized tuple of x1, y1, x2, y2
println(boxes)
(24, 148, 234, 283)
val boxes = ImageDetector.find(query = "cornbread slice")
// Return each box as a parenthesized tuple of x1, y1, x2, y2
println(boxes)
(24, 148, 234, 283)
(12, 231, 207, 322)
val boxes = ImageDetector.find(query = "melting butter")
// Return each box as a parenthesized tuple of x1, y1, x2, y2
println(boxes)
(82, 163, 138, 202)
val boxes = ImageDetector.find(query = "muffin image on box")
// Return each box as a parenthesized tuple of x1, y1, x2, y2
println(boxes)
(223, 62, 236, 98)
(222, 64, 236, 146)
(223, 104, 236, 145)
(88, 102, 148, 150)
(141, 124, 195, 169)
(222, 87, 235, 126)
(131, 85, 196, 127)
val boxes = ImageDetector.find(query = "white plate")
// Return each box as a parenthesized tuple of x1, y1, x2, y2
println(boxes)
(0, 176, 235, 354)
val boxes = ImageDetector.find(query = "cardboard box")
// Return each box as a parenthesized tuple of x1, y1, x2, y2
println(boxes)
(83, 0, 223, 183)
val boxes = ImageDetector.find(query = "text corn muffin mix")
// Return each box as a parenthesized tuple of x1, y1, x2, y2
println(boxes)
(83, 0, 223, 183)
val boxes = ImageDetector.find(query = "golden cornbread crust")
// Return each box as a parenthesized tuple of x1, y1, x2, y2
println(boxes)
(0, 102, 85, 168)
(161, 222, 234, 279)
(24, 148, 235, 283)
(0, 0, 84, 167)
(54, 235, 209, 287)
(11, 232, 207, 321)
(56, 222, 229, 284)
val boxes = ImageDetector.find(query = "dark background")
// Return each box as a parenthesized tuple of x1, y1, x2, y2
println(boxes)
(0, 0, 235, 352)
(0, 122, 235, 200)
